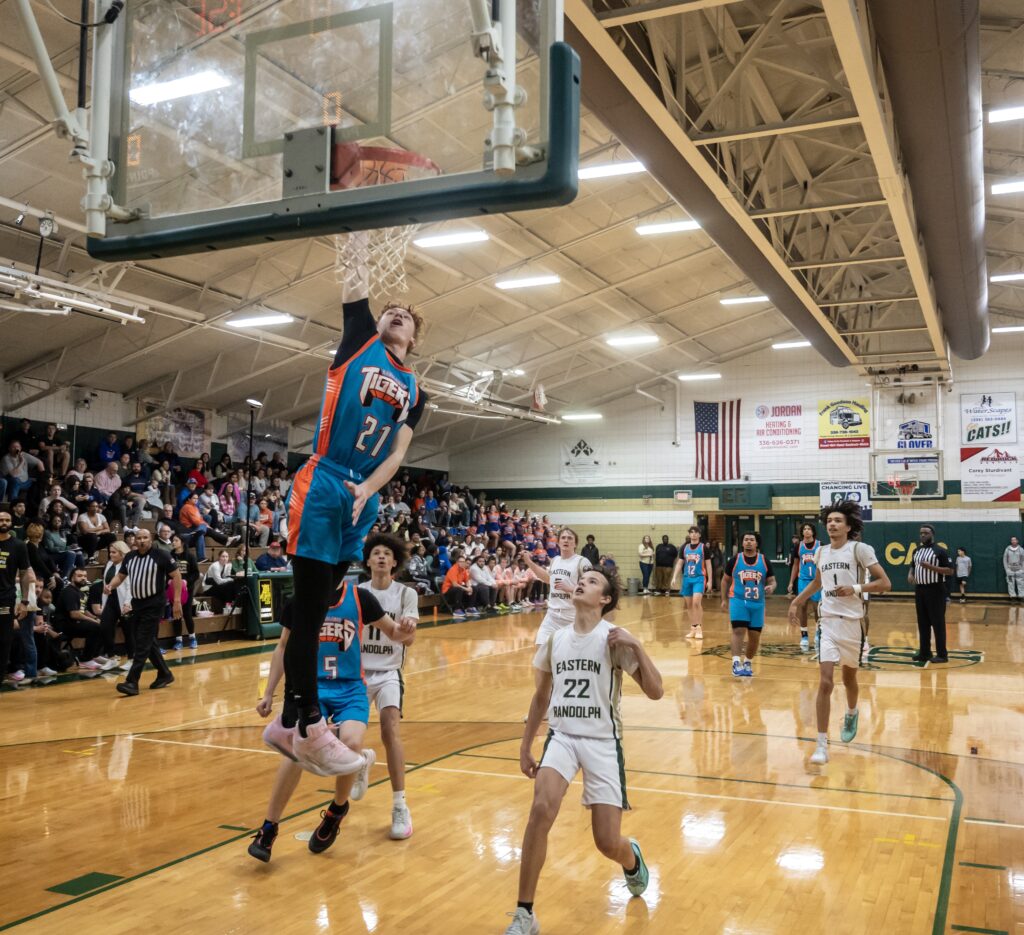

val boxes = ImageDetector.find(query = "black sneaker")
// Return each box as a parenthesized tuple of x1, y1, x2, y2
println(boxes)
(248, 822, 277, 862)
(150, 674, 175, 690)
(116, 682, 139, 696)
(932, 654, 949, 663)
(308, 802, 349, 854)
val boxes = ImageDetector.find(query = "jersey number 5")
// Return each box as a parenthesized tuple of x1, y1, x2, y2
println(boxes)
(322, 656, 337, 678)
(355, 415, 393, 458)
(564, 678, 591, 699)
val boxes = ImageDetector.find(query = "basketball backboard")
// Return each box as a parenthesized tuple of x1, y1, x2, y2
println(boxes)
(86, 0, 578, 260)
(869, 449, 944, 499)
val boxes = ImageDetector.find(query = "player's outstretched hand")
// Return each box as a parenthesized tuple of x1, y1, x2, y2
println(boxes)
(787, 599, 802, 627)
(344, 480, 370, 525)
(256, 695, 273, 718)
(607, 626, 639, 651)
(520, 747, 539, 779)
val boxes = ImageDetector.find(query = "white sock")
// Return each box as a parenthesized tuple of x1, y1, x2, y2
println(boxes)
(732, 655, 741, 664)
(817, 732, 828, 745)
(393, 790, 406, 806)
(847, 707, 858, 716)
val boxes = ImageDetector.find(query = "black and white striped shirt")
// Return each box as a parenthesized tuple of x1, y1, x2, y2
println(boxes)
(913, 544, 949, 587)
(121, 547, 177, 601)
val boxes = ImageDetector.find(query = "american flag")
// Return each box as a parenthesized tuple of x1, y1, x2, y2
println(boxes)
(694, 400, 741, 481)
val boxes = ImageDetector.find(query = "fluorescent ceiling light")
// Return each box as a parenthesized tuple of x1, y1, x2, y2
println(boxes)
(578, 161, 645, 180)
(226, 312, 294, 328)
(636, 220, 700, 235)
(505, 368, 525, 376)
(991, 179, 1024, 195)
(494, 274, 560, 290)
(993, 326, 1024, 333)
(412, 230, 489, 248)
(720, 295, 769, 306)
(990, 272, 1024, 283)
(562, 412, 603, 421)
(606, 334, 660, 347)
(245, 398, 264, 409)
(130, 70, 231, 106)
(678, 372, 722, 381)
(989, 105, 1024, 124)
(772, 340, 811, 349)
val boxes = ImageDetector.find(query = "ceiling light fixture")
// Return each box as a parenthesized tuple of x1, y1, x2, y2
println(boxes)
(989, 105, 1024, 124)
(130, 70, 231, 106)
(772, 340, 811, 349)
(562, 412, 603, 421)
(720, 295, 769, 306)
(991, 179, 1024, 195)
(577, 161, 645, 180)
(494, 274, 560, 290)
(226, 311, 295, 328)
(412, 230, 489, 248)
(678, 372, 722, 381)
(606, 334, 660, 347)
(245, 398, 264, 409)
(0, 264, 146, 322)
(636, 220, 700, 235)
(990, 272, 1024, 283)
(992, 325, 1024, 333)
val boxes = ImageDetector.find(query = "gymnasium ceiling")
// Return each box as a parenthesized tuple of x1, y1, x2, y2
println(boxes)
(0, 0, 1021, 461)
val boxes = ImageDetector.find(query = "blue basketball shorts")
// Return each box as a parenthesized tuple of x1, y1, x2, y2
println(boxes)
(286, 455, 379, 566)
(680, 577, 706, 597)
(318, 678, 370, 725)
(729, 598, 766, 630)
(799, 576, 821, 603)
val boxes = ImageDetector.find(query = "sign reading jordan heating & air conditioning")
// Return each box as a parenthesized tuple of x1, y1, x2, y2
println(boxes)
(818, 398, 871, 449)
(960, 393, 1017, 445)
(960, 447, 1021, 503)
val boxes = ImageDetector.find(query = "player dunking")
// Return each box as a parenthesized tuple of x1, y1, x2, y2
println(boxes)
(788, 523, 821, 652)
(504, 569, 663, 934)
(358, 533, 418, 839)
(720, 532, 775, 677)
(670, 526, 711, 639)
(264, 252, 427, 776)
(788, 501, 891, 764)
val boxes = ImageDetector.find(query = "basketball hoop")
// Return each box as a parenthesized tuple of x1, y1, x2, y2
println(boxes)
(888, 471, 918, 504)
(330, 144, 442, 299)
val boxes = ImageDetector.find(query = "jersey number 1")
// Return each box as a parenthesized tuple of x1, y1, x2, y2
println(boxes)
(355, 415, 393, 458)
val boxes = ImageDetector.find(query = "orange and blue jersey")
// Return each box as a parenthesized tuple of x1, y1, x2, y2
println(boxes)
(727, 551, 772, 630)
(680, 542, 708, 597)
(798, 540, 822, 603)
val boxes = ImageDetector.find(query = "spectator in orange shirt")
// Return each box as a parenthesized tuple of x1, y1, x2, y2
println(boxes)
(441, 552, 474, 619)
(179, 492, 239, 560)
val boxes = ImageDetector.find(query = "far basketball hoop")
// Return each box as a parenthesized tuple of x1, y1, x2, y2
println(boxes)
(889, 472, 919, 505)
(870, 450, 943, 500)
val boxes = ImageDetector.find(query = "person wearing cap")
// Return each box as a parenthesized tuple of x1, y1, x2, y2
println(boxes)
(177, 476, 200, 516)
(255, 540, 291, 572)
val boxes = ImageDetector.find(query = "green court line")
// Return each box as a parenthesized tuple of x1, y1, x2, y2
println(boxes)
(957, 862, 1006, 871)
(217, 825, 251, 832)
(456, 751, 954, 803)
(0, 733, 520, 932)
(950, 925, 1009, 934)
(45, 872, 122, 896)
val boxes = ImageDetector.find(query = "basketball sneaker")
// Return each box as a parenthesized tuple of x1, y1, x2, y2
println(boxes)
(390, 803, 413, 839)
(172, 638, 183, 650)
(503, 908, 539, 935)
(740, 661, 753, 677)
(693, 625, 703, 639)
(261, 714, 297, 761)
(37, 667, 58, 677)
(624, 838, 650, 897)
(799, 635, 809, 652)
(247, 821, 277, 863)
(840, 710, 859, 743)
(731, 659, 743, 677)
(350, 748, 377, 801)
(452, 609, 466, 619)
(293, 720, 365, 776)
(810, 740, 829, 765)
(308, 801, 349, 854)
(189, 635, 198, 649)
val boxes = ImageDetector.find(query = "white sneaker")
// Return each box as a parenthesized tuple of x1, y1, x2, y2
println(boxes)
(78, 660, 102, 670)
(9, 670, 25, 682)
(390, 803, 413, 839)
(119, 661, 133, 672)
(38, 667, 58, 677)
(504, 907, 540, 935)
(100, 658, 121, 671)
(350, 748, 377, 801)
(810, 741, 829, 765)
(292, 719, 366, 777)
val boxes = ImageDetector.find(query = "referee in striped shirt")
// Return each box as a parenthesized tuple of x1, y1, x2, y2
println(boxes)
(909, 524, 952, 663)
(106, 527, 182, 695)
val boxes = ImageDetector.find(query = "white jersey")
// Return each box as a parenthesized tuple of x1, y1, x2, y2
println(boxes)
(533, 619, 638, 740)
(816, 540, 877, 619)
(358, 580, 417, 671)
(544, 554, 593, 625)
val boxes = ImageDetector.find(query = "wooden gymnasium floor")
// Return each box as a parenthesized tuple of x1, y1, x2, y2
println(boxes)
(3, 596, 1024, 934)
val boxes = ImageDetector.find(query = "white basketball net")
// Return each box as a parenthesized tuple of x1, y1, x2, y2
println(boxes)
(334, 226, 417, 299)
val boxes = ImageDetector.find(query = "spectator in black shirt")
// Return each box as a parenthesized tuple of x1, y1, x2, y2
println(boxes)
(10, 419, 40, 457)
(53, 567, 106, 669)
(0, 510, 36, 682)
(652, 535, 678, 595)
(10, 501, 28, 539)
(38, 423, 70, 477)
(581, 534, 600, 567)
(169, 535, 200, 650)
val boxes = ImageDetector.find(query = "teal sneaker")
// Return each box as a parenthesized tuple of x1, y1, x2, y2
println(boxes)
(840, 709, 859, 743)
(624, 838, 649, 897)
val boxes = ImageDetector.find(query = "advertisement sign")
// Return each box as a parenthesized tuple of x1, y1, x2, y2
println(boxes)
(896, 419, 933, 449)
(960, 446, 1021, 503)
(560, 438, 604, 483)
(960, 393, 1017, 445)
(754, 402, 804, 450)
(818, 398, 871, 449)
(819, 481, 873, 521)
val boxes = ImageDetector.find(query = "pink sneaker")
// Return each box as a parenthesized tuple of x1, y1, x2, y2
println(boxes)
(293, 719, 365, 777)
(261, 715, 297, 761)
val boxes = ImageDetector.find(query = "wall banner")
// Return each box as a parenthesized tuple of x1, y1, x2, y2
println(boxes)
(960, 447, 1021, 503)
(819, 480, 873, 521)
(818, 398, 871, 449)
(753, 402, 804, 450)
(960, 393, 1017, 445)
(560, 438, 604, 483)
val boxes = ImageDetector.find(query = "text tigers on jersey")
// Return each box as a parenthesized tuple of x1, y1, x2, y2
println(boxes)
(319, 617, 356, 651)
(359, 366, 411, 420)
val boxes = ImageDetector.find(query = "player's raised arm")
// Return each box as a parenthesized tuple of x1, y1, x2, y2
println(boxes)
(608, 627, 663, 700)
(522, 549, 551, 584)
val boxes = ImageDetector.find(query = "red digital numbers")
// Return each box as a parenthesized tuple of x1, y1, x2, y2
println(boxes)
(196, 0, 242, 37)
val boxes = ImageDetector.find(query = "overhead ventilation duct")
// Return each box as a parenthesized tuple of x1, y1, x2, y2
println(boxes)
(866, 0, 989, 360)
(564, 19, 850, 368)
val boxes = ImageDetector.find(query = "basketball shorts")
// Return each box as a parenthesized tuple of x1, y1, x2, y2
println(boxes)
(365, 669, 404, 714)
(817, 616, 865, 668)
(538, 729, 629, 810)
(286, 455, 379, 566)
(535, 612, 571, 646)
(317, 678, 370, 725)
(798, 576, 821, 603)
(729, 598, 765, 630)
(680, 577, 705, 597)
